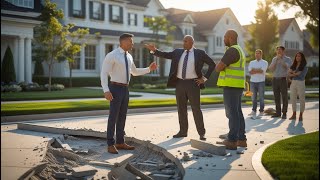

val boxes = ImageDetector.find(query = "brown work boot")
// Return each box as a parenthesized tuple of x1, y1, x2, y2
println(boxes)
(107, 145, 118, 154)
(221, 140, 237, 150)
(115, 143, 135, 150)
(237, 140, 247, 147)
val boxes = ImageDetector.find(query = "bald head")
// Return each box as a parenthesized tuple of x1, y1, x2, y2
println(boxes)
(224, 29, 238, 47)
(183, 35, 194, 50)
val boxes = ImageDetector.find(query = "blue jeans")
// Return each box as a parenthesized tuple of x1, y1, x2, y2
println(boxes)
(107, 84, 129, 146)
(223, 87, 246, 142)
(250, 82, 265, 112)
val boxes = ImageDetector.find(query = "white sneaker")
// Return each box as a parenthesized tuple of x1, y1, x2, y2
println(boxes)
(248, 111, 256, 116)
(258, 111, 264, 116)
(251, 113, 257, 119)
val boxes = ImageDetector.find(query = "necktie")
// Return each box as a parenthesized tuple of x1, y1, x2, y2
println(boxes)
(124, 52, 129, 83)
(182, 50, 189, 79)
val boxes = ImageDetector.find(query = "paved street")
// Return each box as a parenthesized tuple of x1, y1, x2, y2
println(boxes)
(1, 101, 318, 179)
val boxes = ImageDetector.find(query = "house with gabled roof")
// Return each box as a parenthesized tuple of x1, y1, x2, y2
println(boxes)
(1, 0, 43, 83)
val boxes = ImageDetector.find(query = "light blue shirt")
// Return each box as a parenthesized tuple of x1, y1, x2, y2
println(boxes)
(270, 55, 292, 77)
(292, 66, 308, 81)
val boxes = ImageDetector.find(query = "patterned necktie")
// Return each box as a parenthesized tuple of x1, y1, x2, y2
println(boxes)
(182, 50, 189, 79)
(124, 52, 129, 83)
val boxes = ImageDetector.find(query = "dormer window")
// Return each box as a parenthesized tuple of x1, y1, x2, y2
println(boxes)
(184, 28, 193, 36)
(292, 27, 294, 31)
(226, 18, 229, 25)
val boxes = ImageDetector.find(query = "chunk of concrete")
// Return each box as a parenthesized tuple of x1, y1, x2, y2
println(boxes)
(150, 174, 172, 180)
(71, 165, 97, 177)
(89, 161, 114, 168)
(190, 139, 226, 156)
(125, 163, 153, 180)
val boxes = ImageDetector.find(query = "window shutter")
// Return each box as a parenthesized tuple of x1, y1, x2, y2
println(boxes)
(89, 1, 93, 19)
(135, 14, 137, 26)
(127, 13, 130, 25)
(119, 7, 123, 23)
(101, 3, 105, 20)
(109, 5, 112, 22)
(81, 0, 85, 18)
(69, 0, 73, 17)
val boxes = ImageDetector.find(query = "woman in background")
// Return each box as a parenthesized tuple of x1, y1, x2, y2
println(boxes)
(288, 52, 308, 121)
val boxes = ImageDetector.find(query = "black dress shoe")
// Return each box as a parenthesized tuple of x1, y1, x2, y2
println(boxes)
(271, 114, 281, 118)
(200, 135, 206, 141)
(173, 133, 187, 138)
(281, 113, 287, 119)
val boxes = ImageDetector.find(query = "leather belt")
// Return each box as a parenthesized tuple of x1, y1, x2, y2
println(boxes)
(110, 81, 128, 86)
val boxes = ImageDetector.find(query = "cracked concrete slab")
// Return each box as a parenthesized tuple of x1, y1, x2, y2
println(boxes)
(190, 139, 226, 156)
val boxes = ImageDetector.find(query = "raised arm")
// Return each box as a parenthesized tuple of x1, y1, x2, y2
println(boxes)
(203, 52, 216, 79)
(145, 43, 175, 59)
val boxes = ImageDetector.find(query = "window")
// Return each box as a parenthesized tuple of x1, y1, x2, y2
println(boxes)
(69, 0, 85, 18)
(105, 44, 114, 55)
(184, 28, 192, 35)
(285, 41, 288, 49)
(128, 13, 137, 26)
(296, 42, 299, 49)
(144, 15, 152, 27)
(85, 45, 96, 70)
(72, 51, 81, 70)
(216, 36, 222, 47)
(226, 18, 229, 25)
(109, 5, 123, 23)
(6, 0, 33, 8)
(90, 1, 104, 20)
(292, 27, 294, 31)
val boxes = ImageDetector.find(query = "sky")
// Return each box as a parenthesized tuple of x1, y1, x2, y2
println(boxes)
(159, 0, 308, 30)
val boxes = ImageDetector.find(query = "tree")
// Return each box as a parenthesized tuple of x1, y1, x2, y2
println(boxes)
(33, 0, 67, 91)
(245, 0, 279, 62)
(271, 0, 319, 48)
(1, 46, 16, 84)
(61, 25, 89, 87)
(144, 16, 176, 77)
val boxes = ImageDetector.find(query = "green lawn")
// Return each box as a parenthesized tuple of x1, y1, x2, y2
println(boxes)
(1, 97, 225, 116)
(262, 131, 319, 179)
(1, 87, 140, 101)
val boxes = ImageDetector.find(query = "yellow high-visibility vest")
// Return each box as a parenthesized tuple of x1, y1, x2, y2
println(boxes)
(217, 44, 245, 88)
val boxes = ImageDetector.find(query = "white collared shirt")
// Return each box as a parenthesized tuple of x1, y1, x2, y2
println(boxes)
(100, 47, 150, 93)
(176, 47, 198, 79)
(248, 59, 268, 82)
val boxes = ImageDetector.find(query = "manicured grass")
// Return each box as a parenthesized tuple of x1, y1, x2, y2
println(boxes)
(1, 97, 225, 116)
(1, 88, 140, 101)
(262, 131, 319, 180)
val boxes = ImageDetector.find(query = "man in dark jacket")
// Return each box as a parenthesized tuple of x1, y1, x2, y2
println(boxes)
(145, 35, 216, 140)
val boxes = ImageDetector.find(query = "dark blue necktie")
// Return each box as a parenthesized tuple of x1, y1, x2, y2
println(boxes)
(124, 52, 129, 83)
(182, 50, 189, 79)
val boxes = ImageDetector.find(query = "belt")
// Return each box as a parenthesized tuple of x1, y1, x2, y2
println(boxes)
(177, 78, 197, 81)
(110, 81, 128, 86)
(273, 77, 286, 80)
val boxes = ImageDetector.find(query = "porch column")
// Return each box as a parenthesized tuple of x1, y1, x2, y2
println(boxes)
(97, 39, 104, 72)
(25, 37, 32, 83)
(18, 36, 25, 82)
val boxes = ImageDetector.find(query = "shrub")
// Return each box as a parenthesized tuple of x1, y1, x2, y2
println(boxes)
(1, 46, 16, 83)
(2, 84, 22, 92)
(33, 60, 44, 76)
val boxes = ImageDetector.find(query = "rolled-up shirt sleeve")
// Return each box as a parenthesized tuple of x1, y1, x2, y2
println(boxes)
(130, 62, 150, 76)
(100, 53, 113, 93)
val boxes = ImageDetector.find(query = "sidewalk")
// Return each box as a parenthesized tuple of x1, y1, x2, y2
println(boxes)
(1, 101, 319, 179)
(1, 89, 319, 104)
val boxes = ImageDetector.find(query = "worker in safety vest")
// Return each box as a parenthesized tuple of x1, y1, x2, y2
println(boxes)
(215, 29, 247, 150)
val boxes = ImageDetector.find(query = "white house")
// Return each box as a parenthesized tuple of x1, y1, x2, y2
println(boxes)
(1, 0, 42, 83)
(43, 1, 247, 78)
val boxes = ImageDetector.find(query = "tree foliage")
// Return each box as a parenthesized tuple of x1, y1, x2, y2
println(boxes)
(1, 46, 16, 84)
(245, 0, 279, 62)
(144, 16, 176, 77)
(271, 0, 319, 48)
(33, 0, 88, 90)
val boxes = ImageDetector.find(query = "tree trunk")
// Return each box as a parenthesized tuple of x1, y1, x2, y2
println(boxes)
(48, 64, 52, 92)
(69, 62, 72, 88)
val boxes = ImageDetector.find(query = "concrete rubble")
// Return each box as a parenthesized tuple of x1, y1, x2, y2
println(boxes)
(15, 123, 184, 180)
(190, 139, 226, 156)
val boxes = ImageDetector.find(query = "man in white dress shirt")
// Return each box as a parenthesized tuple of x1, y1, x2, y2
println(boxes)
(247, 49, 268, 119)
(101, 33, 157, 154)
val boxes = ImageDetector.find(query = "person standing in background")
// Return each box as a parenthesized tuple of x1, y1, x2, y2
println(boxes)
(247, 49, 268, 119)
(268, 46, 292, 119)
(288, 52, 308, 121)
